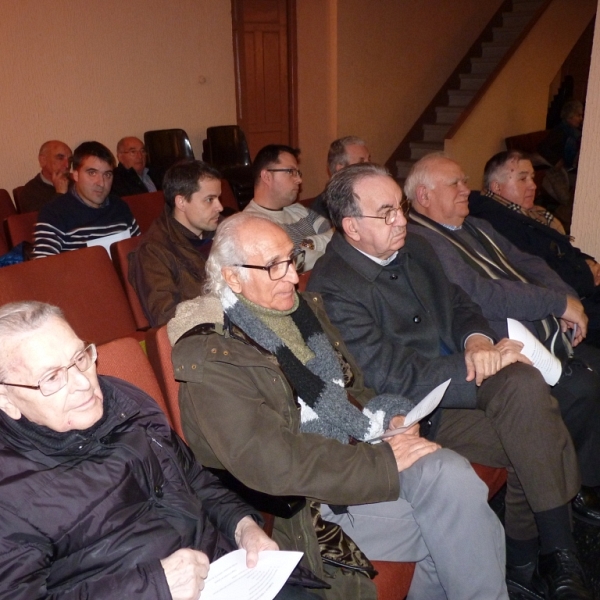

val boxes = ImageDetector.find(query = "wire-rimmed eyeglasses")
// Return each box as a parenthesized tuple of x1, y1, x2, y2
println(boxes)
(235, 250, 306, 280)
(0, 344, 97, 397)
(266, 168, 302, 178)
(357, 205, 405, 226)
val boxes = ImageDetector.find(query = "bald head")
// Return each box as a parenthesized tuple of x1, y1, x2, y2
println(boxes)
(117, 136, 147, 175)
(38, 140, 72, 181)
(406, 154, 471, 227)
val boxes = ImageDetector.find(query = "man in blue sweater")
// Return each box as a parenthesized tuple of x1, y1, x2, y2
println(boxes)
(32, 141, 140, 259)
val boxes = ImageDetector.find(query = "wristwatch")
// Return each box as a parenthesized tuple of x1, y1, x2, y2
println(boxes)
(300, 239, 315, 251)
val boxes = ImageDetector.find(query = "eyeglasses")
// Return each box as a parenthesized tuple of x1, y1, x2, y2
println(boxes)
(235, 250, 306, 280)
(357, 205, 405, 226)
(0, 344, 97, 397)
(121, 148, 147, 156)
(266, 168, 302, 178)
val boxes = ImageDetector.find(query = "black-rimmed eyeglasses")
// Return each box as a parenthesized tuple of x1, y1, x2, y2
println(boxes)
(235, 250, 306, 280)
(0, 344, 97, 397)
(266, 168, 302, 178)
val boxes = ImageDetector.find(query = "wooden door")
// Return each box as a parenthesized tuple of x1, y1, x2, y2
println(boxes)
(232, 0, 297, 158)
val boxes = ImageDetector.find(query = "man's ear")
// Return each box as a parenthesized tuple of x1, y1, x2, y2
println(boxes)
(413, 185, 430, 209)
(222, 266, 243, 293)
(260, 169, 272, 186)
(0, 389, 22, 421)
(341, 216, 360, 242)
(489, 180, 501, 194)
(174, 194, 188, 211)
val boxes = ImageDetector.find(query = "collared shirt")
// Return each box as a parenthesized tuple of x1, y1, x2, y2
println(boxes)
(355, 247, 398, 266)
(140, 168, 157, 193)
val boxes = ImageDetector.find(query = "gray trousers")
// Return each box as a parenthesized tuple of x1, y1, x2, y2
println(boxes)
(435, 362, 581, 540)
(322, 448, 507, 600)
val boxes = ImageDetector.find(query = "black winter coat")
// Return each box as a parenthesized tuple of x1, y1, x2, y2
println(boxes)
(0, 376, 257, 599)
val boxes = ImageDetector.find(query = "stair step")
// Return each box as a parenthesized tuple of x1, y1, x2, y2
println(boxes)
(423, 123, 452, 142)
(470, 56, 499, 74)
(492, 26, 522, 44)
(502, 12, 534, 28)
(409, 141, 444, 160)
(481, 41, 510, 59)
(511, 0, 545, 12)
(459, 73, 486, 91)
(436, 106, 463, 124)
(447, 90, 475, 107)
(396, 160, 415, 181)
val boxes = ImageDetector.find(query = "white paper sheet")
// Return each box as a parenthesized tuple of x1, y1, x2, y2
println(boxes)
(367, 379, 451, 442)
(200, 550, 303, 600)
(86, 229, 131, 257)
(507, 318, 562, 385)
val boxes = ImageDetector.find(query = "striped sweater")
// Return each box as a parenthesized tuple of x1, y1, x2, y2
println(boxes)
(32, 191, 140, 259)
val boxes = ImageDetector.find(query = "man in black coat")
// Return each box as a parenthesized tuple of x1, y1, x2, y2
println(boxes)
(470, 150, 600, 347)
(0, 300, 313, 600)
(308, 163, 592, 599)
(112, 136, 160, 197)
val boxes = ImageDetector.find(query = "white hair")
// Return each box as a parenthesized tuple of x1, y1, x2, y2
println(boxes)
(403, 152, 450, 203)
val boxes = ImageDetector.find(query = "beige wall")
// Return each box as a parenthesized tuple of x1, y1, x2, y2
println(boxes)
(0, 0, 236, 198)
(571, 0, 600, 258)
(446, 0, 596, 188)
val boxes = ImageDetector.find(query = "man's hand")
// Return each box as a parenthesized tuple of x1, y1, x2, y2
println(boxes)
(387, 414, 420, 436)
(586, 259, 600, 287)
(494, 338, 532, 369)
(464, 334, 504, 386)
(235, 515, 279, 568)
(385, 425, 440, 472)
(560, 296, 588, 345)
(161, 548, 210, 600)
(51, 170, 70, 194)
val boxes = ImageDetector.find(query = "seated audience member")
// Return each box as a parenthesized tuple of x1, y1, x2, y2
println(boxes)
(311, 136, 371, 219)
(168, 213, 508, 600)
(130, 160, 223, 327)
(406, 153, 600, 527)
(111, 136, 159, 197)
(0, 300, 319, 600)
(32, 141, 140, 259)
(307, 163, 592, 599)
(538, 100, 583, 172)
(244, 145, 333, 270)
(470, 150, 600, 347)
(20, 140, 73, 213)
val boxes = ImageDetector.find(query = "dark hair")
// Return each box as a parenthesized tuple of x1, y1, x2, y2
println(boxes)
(163, 159, 222, 208)
(483, 150, 531, 189)
(72, 141, 116, 170)
(325, 162, 389, 230)
(252, 144, 300, 184)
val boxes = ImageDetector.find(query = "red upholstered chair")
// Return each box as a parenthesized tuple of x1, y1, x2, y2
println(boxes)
(0, 189, 16, 253)
(4, 210, 37, 248)
(298, 197, 314, 209)
(297, 270, 311, 292)
(110, 236, 150, 330)
(219, 178, 240, 214)
(122, 191, 165, 234)
(12, 186, 24, 213)
(0, 246, 139, 345)
(96, 336, 172, 426)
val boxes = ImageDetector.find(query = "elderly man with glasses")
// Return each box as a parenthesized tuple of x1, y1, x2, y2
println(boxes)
(111, 136, 160, 197)
(0, 300, 322, 600)
(168, 212, 509, 600)
(243, 144, 333, 270)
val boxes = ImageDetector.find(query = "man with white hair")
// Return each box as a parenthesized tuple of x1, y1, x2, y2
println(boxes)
(168, 212, 509, 600)
(311, 136, 371, 219)
(0, 300, 296, 599)
(19, 140, 73, 213)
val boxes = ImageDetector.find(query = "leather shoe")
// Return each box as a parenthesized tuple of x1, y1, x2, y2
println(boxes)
(572, 486, 600, 526)
(506, 560, 544, 599)
(532, 549, 594, 599)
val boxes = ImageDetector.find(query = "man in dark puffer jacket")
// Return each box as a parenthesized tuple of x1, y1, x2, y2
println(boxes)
(0, 301, 315, 600)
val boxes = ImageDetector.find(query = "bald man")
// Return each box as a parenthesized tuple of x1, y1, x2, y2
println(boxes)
(111, 136, 159, 197)
(19, 140, 73, 213)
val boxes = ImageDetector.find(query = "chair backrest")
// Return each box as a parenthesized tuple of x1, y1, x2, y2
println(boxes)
(204, 125, 251, 169)
(12, 186, 24, 213)
(144, 129, 195, 187)
(122, 191, 165, 234)
(145, 325, 183, 439)
(4, 210, 38, 248)
(0, 189, 16, 220)
(297, 270, 311, 292)
(110, 236, 150, 330)
(96, 336, 172, 427)
(0, 246, 138, 345)
(219, 178, 240, 214)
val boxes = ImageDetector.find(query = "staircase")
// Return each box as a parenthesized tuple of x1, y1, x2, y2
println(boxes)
(389, 0, 550, 181)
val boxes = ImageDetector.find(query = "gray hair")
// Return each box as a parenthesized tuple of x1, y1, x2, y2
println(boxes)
(204, 213, 277, 299)
(325, 162, 389, 230)
(0, 301, 64, 381)
(327, 136, 367, 174)
(403, 152, 448, 203)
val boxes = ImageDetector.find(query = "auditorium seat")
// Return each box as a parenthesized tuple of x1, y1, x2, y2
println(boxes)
(110, 236, 150, 330)
(122, 190, 165, 234)
(219, 178, 240, 214)
(0, 245, 139, 345)
(12, 186, 24, 213)
(144, 128, 195, 188)
(0, 189, 17, 253)
(4, 210, 37, 248)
